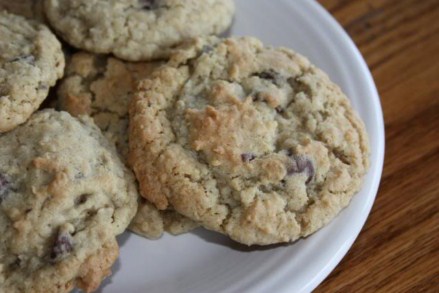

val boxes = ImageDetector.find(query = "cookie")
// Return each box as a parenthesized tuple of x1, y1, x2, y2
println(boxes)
(0, 0, 46, 22)
(130, 199, 198, 239)
(58, 52, 197, 239)
(58, 52, 161, 158)
(0, 11, 64, 133)
(44, 0, 235, 61)
(0, 110, 138, 292)
(129, 37, 370, 245)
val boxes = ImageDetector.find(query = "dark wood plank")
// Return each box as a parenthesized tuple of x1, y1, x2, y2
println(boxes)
(316, 0, 439, 292)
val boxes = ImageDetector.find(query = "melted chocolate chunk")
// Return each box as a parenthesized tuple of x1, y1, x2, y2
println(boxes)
(50, 231, 74, 261)
(287, 155, 315, 184)
(241, 153, 256, 163)
(0, 173, 11, 202)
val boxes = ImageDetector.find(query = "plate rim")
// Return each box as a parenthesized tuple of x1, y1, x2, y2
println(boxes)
(267, 1, 385, 292)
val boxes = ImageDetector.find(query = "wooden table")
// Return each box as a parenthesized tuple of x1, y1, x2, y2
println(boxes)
(314, 0, 439, 291)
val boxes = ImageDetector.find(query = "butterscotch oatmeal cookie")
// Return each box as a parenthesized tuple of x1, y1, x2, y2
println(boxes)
(129, 37, 370, 245)
(44, 0, 235, 61)
(0, 11, 64, 133)
(0, 110, 137, 292)
(58, 52, 197, 239)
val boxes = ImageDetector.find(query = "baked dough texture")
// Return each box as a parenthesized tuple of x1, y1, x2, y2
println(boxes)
(129, 37, 370, 245)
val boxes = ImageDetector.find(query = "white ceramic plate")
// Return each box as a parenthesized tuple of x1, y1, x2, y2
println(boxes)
(98, 1, 385, 292)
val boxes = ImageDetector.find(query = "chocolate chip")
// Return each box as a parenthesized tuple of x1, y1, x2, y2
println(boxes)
(253, 70, 283, 86)
(0, 173, 11, 203)
(275, 106, 284, 114)
(50, 230, 74, 261)
(0, 86, 7, 97)
(75, 172, 84, 179)
(252, 92, 263, 102)
(287, 155, 314, 184)
(75, 193, 89, 205)
(9, 55, 35, 65)
(254, 70, 276, 80)
(202, 45, 214, 54)
(139, 0, 159, 10)
(10, 257, 22, 269)
(241, 153, 256, 163)
(38, 84, 48, 91)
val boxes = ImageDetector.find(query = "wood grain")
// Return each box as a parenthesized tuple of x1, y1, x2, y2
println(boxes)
(315, 0, 439, 292)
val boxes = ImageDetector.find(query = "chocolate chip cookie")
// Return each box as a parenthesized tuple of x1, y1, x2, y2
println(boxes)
(129, 37, 370, 245)
(44, 0, 235, 61)
(0, 11, 64, 133)
(58, 52, 197, 239)
(0, 110, 138, 292)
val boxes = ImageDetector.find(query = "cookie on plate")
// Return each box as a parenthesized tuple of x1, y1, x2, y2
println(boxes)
(0, 110, 138, 292)
(0, 11, 64, 133)
(44, 0, 235, 61)
(58, 52, 197, 239)
(58, 52, 160, 158)
(130, 198, 198, 238)
(0, 0, 46, 22)
(129, 37, 370, 245)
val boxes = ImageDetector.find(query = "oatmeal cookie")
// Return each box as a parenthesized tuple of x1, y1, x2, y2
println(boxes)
(0, 110, 138, 292)
(0, 11, 64, 133)
(58, 52, 197, 239)
(129, 37, 370, 245)
(44, 0, 235, 61)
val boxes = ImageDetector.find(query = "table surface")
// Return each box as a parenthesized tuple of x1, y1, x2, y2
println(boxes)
(315, 0, 439, 292)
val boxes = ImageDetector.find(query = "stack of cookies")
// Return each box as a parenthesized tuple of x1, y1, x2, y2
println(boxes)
(0, 1, 370, 292)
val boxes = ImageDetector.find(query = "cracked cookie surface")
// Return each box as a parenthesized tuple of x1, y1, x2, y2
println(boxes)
(129, 37, 370, 245)
(0, 11, 64, 133)
(58, 52, 197, 239)
(0, 110, 138, 292)
(44, 0, 235, 61)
